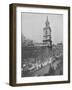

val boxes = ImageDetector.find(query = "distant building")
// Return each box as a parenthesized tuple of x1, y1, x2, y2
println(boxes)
(25, 16, 52, 47)
(43, 16, 52, 47)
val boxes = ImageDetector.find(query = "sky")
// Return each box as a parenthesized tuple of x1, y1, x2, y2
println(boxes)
(21, 12, 63, 44)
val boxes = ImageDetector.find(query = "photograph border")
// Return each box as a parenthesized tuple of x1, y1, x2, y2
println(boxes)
(9, 3, 70, 86)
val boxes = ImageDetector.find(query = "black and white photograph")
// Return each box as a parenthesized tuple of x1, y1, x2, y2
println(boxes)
(21, 13, 63, 77)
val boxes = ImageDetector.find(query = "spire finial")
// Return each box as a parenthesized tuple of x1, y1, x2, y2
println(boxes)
(45, 16, 49, 27)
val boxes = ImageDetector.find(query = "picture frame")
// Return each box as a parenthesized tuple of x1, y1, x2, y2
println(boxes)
(9, 3, 70, 86)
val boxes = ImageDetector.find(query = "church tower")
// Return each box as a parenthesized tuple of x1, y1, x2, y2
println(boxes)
(43, 16, 52, 47)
